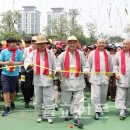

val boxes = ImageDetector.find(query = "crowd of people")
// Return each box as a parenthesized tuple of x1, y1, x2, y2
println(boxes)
(0, 35, 130, 129)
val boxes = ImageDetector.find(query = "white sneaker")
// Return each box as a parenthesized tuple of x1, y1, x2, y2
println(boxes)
(120, 110, 126, 120)
(101, 111, 104, 116)
(48, 118, 53, 124)
(55, 102, 58, 111)
(120, 110, 126, 117)
(37, 115, 42, 123)
(33, 101, 36, 106)
(101, 108, 104, 115)
(125, 109, 129, 116)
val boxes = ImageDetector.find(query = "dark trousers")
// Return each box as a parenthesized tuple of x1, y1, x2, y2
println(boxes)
(107, 75, 116, 99)
(84, 77, 91, 91)
(21, 68, 34, 103)
(0, 68, 3, 100)
(0, 68, 2, 91)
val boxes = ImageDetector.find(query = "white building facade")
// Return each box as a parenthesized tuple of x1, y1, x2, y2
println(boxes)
(47, 8, 67, 36)
(18, 6, 40, 34)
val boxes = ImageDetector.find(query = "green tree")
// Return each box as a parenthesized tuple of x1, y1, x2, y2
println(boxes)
(70, 22, 88, 44)
(43, 17, 88, 44)
(0, 10, 21, 34)
(0, 32, 22, 41)
(108, 36, 123, 43)
(44, 16, 68, 40)
(86, 22, 97, 43)
(124, 24, 130, 37)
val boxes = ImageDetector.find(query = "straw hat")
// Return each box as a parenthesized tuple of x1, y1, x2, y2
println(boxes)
(67, 35, 78, 41)
(35, 35, 48, 44)
(32, 36, 37, 41)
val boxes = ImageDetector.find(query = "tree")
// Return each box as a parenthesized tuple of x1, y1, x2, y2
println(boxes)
(86, 22, 97, 43)
(107, 36, 123, 43)
(70, 21, 89, 44)
(124, 24, 130, 37)
(43, 15, 68, 40)
(0, 10, 21, 34)
(43, 17, 88, 44)
(0, 31, 22, 41)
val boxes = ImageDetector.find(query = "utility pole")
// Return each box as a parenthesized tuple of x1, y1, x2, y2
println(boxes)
(69, 9, 79, 35)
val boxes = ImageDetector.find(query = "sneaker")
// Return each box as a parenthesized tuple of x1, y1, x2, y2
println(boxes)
(101, 107, 104, 115)
(111, 98, 115, 102)
(94, 112, 101, 120)
(10, 102, 15, 110)
(33, 100, 36, 106)
(65, 113, 73, 121)
(25, 102, 29, 108)
(55, 102, 58, 111)
(125, 109, 129, 116)
(48, 118, 53, 124)
(2, 107, 11, 117)
(120, 110, 126, 120)
(120, 116, 125, 120)
(37, 115, 42, 123)
(74, 119, 84, 129)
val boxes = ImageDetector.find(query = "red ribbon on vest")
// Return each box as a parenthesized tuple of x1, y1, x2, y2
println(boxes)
(36, 48, 49, 76)
(95, 48, 109, 72)
(8, 47, 17, 72)
(64, 49, 80, 77)
(29, 48, 33, 53)
(120, 49, 126, 74)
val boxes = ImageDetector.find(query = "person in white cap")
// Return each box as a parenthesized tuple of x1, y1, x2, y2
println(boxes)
(114, 39, 130, 120)
(21, 36, 37, 108)
(88, 38, 113, 120)
(24, 36, 37, 58)
(24, 35, 55, 124)
(55, 35, 88, 129)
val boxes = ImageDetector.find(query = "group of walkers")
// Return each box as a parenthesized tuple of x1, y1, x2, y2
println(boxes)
(0, 35, 130, 129)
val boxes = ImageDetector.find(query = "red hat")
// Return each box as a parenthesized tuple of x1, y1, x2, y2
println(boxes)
(60, 41, 66, 45)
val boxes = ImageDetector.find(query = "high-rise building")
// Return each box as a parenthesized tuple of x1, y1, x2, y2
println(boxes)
(47, 8, 67, 36)
(18, 6, 40, 34)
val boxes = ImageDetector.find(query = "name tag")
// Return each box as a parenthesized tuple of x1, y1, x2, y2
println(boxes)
(21, 75, 25, 81)
(47, 74, 53, 79)
(70, 65, 76, 73)
(6, 65, 10, 71)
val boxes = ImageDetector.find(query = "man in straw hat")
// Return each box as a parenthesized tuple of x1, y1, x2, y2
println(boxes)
(88, 38, 113, 120)
(55, 35, 88, 129)
(24, 35, 55, 124)
(114, 39, 130, 120)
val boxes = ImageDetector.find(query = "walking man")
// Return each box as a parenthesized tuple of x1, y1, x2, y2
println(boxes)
(56, 36, 88, 129)
(114, 39, 130, 120)
(24, 35, 55, 123)
(0, 37, 23, 116)
(88, 38, 112, 120)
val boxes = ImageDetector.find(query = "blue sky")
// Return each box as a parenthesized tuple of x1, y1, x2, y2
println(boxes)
(0, 0, 130, 37)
